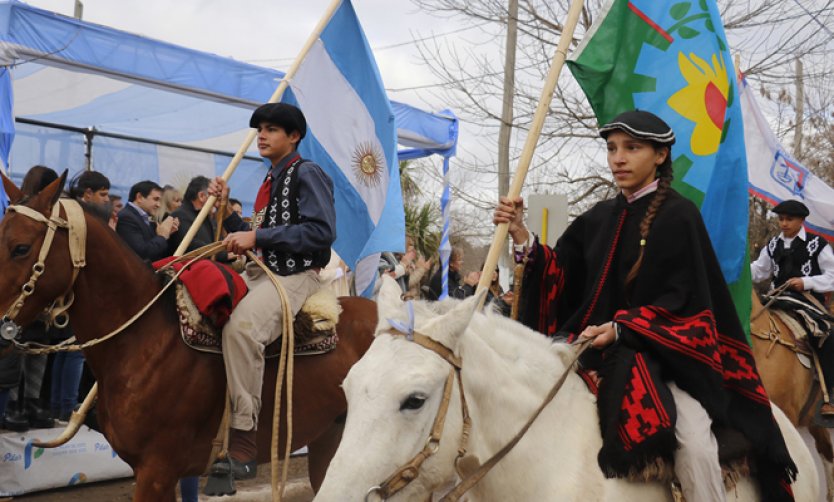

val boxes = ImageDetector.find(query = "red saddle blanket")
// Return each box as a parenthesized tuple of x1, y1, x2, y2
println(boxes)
(153, 257, 248, 328)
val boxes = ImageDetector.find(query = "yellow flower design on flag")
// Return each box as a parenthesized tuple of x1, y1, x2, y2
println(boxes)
(668, 52, 729, 156)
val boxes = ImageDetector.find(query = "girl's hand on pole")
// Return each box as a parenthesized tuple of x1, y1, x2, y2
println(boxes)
(493, 196, 529, 245)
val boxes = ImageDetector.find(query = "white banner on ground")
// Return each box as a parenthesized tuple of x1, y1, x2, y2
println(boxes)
(0, 426, 132, 496)
(740, 75, 834, 240)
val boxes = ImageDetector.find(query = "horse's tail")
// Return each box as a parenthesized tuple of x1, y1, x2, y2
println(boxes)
(32, 382, 97, 448)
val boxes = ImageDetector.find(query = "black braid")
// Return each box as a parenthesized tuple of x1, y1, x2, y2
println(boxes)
(624, 150, 674, 292)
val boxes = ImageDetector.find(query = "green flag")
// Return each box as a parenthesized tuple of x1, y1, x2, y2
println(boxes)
(567, 0, 751, 334)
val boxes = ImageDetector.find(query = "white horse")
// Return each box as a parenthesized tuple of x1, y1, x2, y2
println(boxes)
(315, 279, 820, 501)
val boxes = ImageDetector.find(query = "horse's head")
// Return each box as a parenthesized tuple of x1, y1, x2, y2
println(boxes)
(0, 171, 79, 341)
(316, 276, 481, 501)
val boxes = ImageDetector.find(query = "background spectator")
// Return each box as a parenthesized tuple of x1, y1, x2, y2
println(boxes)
(426, 246, 474, 300)
(109, 194, 123, 229)
(229, 198, 243, 218)
(116, 180, 179, 262)
(69, 170, 112, 223)
(156, 184, 182, 222)
(169, 175, 245, 260)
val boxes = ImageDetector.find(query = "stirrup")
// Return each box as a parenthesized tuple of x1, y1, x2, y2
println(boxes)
(204, 459, 236, 497)
(210, 457, 257, 480)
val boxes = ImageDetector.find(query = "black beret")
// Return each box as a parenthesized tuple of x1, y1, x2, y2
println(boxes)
(599, 110, 676, 145)
(249, 103, 307, 140)
(772, 200, 809, 217)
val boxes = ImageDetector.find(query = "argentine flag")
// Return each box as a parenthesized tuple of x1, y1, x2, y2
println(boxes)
(0, 67, 14, 217)
(283, 0, 403, 297)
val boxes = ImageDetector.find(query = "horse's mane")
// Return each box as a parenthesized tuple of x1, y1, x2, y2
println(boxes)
(471, 308, 575, 372)
(403, 296, 575, 377)
(43, 196, 164, 285)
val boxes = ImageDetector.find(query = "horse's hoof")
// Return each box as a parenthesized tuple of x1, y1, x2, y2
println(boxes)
(203, 472, 236, 497)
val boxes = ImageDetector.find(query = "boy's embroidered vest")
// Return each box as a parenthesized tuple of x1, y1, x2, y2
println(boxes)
(255, 156, 330, 276)
(767, 233, 825, 301)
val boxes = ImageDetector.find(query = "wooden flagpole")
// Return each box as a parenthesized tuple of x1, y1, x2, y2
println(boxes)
(173, 0, 344, 257)
(476, 0, 585, 308)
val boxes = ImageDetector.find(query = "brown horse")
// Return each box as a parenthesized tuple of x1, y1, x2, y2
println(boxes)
(0, 173, 376, 501)
(750, 291, 834, 499)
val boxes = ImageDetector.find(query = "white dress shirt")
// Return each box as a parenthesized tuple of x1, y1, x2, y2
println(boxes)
(751, 227, 834, 293)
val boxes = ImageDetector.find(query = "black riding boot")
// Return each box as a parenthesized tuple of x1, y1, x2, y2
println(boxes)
(26, 398, 54, 428)
(3, 400, 29, 432)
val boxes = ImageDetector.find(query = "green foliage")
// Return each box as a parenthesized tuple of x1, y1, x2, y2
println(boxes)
(405, 202, 441, 259)
(399, 160, 421, 203)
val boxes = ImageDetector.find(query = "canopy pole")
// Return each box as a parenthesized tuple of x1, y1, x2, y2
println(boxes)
(174, 0, 343, 257)
(476, 0, 585, 308)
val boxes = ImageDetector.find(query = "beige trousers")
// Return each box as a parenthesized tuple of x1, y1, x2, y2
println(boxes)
(222, 262, 321, 431)
(669, 382, 725, 502)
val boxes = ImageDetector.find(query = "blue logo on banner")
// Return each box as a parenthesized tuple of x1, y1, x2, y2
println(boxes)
(23, 440, 44, 470)
(770, 151, 808, 198)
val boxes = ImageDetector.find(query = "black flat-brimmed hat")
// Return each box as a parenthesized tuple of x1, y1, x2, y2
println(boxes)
(772, 200, 809, 218)
(599, 110, 676, 145)
(249, 103, 307, 139)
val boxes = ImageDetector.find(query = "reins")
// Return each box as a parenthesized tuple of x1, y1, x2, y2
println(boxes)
(242, 250, 297, 502)
(750, 283, 814, 359)
(11, 241, 228, 355)
(366, 313, 591, 502)
(439, 338, 591, 502)
(750, 282, 790, 322)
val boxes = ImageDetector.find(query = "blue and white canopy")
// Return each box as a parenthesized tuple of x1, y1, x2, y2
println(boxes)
(0, 0, 458, 213)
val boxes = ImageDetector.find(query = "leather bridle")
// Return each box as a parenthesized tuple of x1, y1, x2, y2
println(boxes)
(0, 199, 87, 340)
(365, 327, 473, 502)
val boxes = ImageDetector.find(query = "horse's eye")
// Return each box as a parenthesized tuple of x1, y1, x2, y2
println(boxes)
(400, 393, 427, 411)
(11, 244, 30, 258)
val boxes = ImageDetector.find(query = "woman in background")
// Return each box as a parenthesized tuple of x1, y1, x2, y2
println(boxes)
(155, 184, 182, 222)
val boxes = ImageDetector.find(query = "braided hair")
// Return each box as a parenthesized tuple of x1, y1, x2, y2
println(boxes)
(624, 146, 674, 292)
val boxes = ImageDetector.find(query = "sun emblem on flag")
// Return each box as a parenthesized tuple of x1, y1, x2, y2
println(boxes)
(667, 51, 729, 157)
(352, 141, 385, 187)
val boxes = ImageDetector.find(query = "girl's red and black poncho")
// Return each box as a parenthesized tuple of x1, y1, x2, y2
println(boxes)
(519, 189, 796, 502)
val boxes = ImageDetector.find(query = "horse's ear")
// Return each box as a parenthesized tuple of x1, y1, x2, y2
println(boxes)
(375, 275, 405, 334)
(32, 170, 67, 211)
(1, 170, 23, 204)
(420, 290, 485, 351)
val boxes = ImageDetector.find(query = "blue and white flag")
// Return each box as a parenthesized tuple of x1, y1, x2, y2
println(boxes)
(0, 67, 14, 216)
(282, 0, 403, 297)
(741, 75, 834, 240)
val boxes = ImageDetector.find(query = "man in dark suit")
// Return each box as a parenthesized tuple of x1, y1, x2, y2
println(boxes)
(116, 180, 178, 262)
(169, 175, 246, 260)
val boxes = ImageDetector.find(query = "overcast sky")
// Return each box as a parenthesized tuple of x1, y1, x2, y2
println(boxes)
(19, 0, 467, 114)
